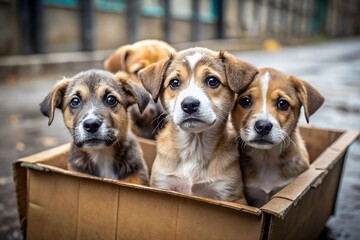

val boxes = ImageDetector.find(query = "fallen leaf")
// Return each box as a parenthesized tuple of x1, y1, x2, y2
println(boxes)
(3, 74, 17, 85)
(41, 137, 58, 147)
(263, 38, 281, 52)
(15, 142, 26, 152)
(7, 114, 22, 124)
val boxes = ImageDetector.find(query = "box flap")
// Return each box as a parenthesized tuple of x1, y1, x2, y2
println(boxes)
(260, 198, 292, 219)
(266, 157, 346, 240)
(312, 130, 359, 170)
(260, 130, 359, 220)
(271, 168, 324, 203)
(261, 168, 324, 219)
(311, 148, 343, 170)
(16, 143, 71, 164)
(329, 130, 359, 152)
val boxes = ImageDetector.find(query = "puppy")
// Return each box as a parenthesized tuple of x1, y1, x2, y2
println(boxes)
(104, 39, 176, 83)
(231, 68, 325, 207)
(104, 39, 176, 139)
(139, 47, 258, 203)
(40, 69, 150, 185)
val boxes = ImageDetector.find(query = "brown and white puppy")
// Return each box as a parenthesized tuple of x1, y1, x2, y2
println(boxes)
(139, 47, 258, 203)
(104, 39, 176, 139)
(40, 69, 150, 185)
(231, 68, 325, 207)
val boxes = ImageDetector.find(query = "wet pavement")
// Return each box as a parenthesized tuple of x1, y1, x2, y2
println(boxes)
(0, 38, 359, 239)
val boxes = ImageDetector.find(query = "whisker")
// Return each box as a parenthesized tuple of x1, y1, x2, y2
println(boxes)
(236, 128, 249, 151)
(150, 111, 167, 125)
(151, 111, 170, 135)
(213, 105, 231, 125)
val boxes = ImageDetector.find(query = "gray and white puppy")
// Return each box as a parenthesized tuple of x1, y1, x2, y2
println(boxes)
(40, 69, 150, 185)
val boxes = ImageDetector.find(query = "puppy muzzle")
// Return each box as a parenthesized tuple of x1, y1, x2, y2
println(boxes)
(74, 116, 118, 148)
(175, 96, 216, 133)
(242, 117, 285, 150)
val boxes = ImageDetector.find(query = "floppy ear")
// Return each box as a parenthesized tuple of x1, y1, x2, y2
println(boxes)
(291, 76, 325, 123)
(103, 44, 133, 73)
(138, 54, 173, 102)
(40, 77, 71, 126)
(115, 72, 150, 114)
(219, 51, 258, 93)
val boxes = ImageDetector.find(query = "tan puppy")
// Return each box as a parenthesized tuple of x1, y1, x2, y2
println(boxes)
(104, 39, 176, 83)
(139, 47, 258, 203)
(231, 68, 325, 207)
(104, 40, 176, 139)
(40, 69, 150, 185)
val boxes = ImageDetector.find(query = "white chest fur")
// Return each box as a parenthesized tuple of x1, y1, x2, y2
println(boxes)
(89, 149, 117, 179)
(161, 129, 228, 197)
(152, 126, 241, 201)
(174, 129, 217, 180)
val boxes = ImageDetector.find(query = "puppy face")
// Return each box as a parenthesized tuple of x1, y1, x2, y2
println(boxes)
(139, 47, 258, 133)
(232, 68, 324, 149)
(40, 70, 149, 149)
(163, 50, 229, 132)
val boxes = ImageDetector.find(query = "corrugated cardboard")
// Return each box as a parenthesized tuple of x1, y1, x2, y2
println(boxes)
(13, 126, 359, 240)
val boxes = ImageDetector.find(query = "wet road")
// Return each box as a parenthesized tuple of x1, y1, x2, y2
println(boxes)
(0, 38, 359, 239)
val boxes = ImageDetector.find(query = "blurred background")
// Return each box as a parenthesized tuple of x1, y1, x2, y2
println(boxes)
(0, 0, 359, 239)
(0, 0, 359, 56)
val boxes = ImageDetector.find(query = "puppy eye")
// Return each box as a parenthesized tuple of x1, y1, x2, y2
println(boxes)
(240, 97, 252, 108)
(169, 79, 181, 89)
(277, 99, 289, 111)
(106, 95, 118, 107)
(133, 69, 141, 76)
(206, 76, 220, 89)
(70, 96, 81, 108)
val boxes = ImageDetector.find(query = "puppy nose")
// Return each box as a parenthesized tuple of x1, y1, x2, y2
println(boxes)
(83, 118, 102, 133)
(254, 120, 273, 136)
(181, 97, 200, 114)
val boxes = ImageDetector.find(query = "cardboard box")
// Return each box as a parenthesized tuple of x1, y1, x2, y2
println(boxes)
(13, 126, 359, 240)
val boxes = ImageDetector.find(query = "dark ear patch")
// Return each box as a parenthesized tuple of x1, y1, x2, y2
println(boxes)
(291, 76, 325, 123)
(40, 77, 71, 125)
(40, 93, 53, 119)
(115, 72, 150, 113)
(219, 51, 258, 93)
(138, 54, 173, 102)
